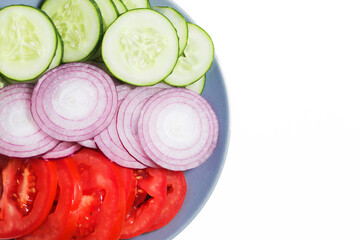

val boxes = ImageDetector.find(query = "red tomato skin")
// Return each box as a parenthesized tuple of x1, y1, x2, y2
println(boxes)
(147, 170, 187, 232)
(120, 168, 167, 239)
(71, 148, 126, 240)
(0, 157, 57, 239)
(17, 157, 83, 240)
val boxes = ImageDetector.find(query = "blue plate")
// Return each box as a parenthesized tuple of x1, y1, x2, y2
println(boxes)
(0, 0, 230, 239)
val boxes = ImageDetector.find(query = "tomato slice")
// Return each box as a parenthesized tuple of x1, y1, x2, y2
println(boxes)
(17, 157, 83, 240)
(71, 148, 126, 240)
(112, 165, 136, 214)
(120, 168, 167, 239)
(147, 170, 187, 232)
(0, 156, 57, 239)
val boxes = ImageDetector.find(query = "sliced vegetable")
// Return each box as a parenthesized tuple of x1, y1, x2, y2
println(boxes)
(138, 88, 219, 171)
(78, 139, 97, 149)
(90, 0, 120, 60)
(153, 6, 188, 56)
(111, 165, 136, 213)
(94, 0, 119, 29)
(122, 0, 150, 10)
(0, 84, 59, 158)
(148, 170, 187, 232)
(185, 74, 206, 94)
(31, 62, 118, 142)
(117, 83, 170, 167)
(164, 23, 214, 86)
(95, 84, 147, 169)
(102, 9, 179, 86)
(71, 148, 126, 240)
(0, 82, 33, 96)
(112, 0, 127, 14)
(0, 156, 57, 239)
(115, 83, 135, 93)
(120, 168, 167, 239)
(41, 0, 103, 62)
(42, 142, 82, 160)
(47, 33, 64, 70)
(0, 5, 57, 82)
(17, 157, 82, 240)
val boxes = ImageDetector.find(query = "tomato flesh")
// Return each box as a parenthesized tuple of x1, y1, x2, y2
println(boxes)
(73, 189, 106, 238)
(17, 157, 82, 240)
(112, 165, 136, 214)
(120, 168, 167, 239)
(147, 170, 187, 232)
(10, 163, 38, 216)
(71, 148, 126, 240)
(0, 156, 57, 239)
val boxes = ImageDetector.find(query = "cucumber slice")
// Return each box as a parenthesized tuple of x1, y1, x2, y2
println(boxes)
(90, 0, 119, 60)
(164, 23, 214, 87)
(48, 33, 64, 70)
(153, 6, 188, 56)
(112, 0, 127, 14)
(93, 0, 119, 29)
(0, 5, 57, 82)
(185, 75, 206, 94)
(41, 0, 103, 63)
(102, 9, 179, 86)
(122, 0, 150, 10)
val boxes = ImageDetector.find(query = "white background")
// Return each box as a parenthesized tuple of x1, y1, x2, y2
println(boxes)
(175, 0, 360, 239)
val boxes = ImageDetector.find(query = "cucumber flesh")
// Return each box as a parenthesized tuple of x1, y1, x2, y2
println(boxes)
(48, 33, 64, 70)
(42, 0, 103, 62)
(0, 5, 57, 82)
(185, 75, 206, 94)
(164, 23, 214, 86)
(122, 0, 150, 10)
(102, 9, 179, 86)
(153, 6, 188, 56)
(112, 0, 127, 14)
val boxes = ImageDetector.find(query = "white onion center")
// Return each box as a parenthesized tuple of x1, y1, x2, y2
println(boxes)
(1, 100, 39, 138)
(156, 103, 201, 149)
(51, 78, 98, 121)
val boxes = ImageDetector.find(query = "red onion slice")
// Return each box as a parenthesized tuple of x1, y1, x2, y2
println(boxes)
(42, 141, 82, 160)
(115, 84, 135, 97)
(138, 88, 219, 171)
(31, 63, 118, 141)
(78, 139, 97, 149)
(0, 83, 34, 96)
(116, 83, 170, 167)
(95, 84, 147, 169)
(0, 84, 59, 158)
